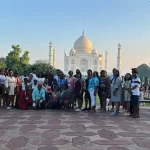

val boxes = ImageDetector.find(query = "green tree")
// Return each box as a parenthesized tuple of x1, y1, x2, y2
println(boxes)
(0, 57, 6, 69)
(137, 64, 150, 78)
(29, 60, 55, 76)
(5, 45, 30, 73)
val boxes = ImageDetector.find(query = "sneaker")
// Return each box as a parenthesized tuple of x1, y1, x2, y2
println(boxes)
(7, 107, 12, 110)
(124, 112, 128, 116)
(110, 108, 114, 112)
(75, 108, 81, 112)
(82, 108, 88, 111)
(111, 112, 118, 116)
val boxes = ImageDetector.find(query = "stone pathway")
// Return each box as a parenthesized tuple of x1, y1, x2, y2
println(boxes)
(0, 108, 150, 150)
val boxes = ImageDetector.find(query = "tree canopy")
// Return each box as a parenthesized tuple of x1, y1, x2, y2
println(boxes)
(137, 64, 150, 78)
(29, 60, 56, 76)
(5, 45, 30, 74)
(0, 57, 6, 69)
(0, 45, 56, 75)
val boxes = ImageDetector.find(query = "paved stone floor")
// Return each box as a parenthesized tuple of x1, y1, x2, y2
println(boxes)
(0, 108, 150, 150)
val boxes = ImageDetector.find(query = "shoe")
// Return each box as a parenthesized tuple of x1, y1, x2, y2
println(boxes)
(75, 108, 81, 112)
(73, 104, 78, 109)
(110, 108, 114, 112)
(82, 108, 88, 111)
(132, 115, 140, 118)
(87, 107, 91, 110)
(124, 112, 129, 116)
(7, 107, 12, 110)
(111, 112, 118, 116)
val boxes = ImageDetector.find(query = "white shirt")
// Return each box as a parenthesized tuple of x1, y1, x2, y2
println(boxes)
(54, 75, 59, 82)
(109, 74, 114, 81)
(20, 75, 29, 83)
(30, 73, 37, 85)
(22, 83, 29, 91)
(131, 77, 141, 96)
(0, 75, 5, 85)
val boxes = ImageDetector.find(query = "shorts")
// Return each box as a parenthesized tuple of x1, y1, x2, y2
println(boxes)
(131, 95, 139, 106)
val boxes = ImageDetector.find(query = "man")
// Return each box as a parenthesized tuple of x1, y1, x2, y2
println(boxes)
(29, 68, 37, 87)
(44, 69, 54, 85)
(129, 69, 141, 118)
(54, 69, 61, 84)
(20, 71, 28, 84)
(4, 68, 9, 76)
(32, 82, 45, 109)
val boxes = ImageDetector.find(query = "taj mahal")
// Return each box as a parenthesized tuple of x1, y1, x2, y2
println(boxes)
(49, 31, 122, 75)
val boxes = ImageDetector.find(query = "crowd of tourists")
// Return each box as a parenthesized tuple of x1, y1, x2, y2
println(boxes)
(0, 67, 141, 118)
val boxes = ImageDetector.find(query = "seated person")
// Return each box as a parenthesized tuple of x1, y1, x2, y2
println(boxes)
(43, 78, 52, 102)
(47, 84, 60, 109)
(59, 84, 74, 108)
(52, 79, 57, 91)
(18, 85, 33, 110)
(32, 82, 45, 109)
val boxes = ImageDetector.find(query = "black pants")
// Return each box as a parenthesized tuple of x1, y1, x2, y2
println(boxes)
(98, 93, 103, 108)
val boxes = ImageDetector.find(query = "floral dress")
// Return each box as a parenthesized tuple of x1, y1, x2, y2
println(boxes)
(123, 80, 131, 101)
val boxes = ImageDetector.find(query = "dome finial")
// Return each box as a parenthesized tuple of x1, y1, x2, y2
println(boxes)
(82, 29, 84, 35)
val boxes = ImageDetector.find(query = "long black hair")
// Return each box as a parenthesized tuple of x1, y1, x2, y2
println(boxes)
(124, 73, 132, 81)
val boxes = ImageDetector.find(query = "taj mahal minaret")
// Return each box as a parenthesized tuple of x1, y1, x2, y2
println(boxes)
(117, 43, 122, 73)
(105, 51, 108, 72)
(53, 49, 56, 68)
(49, 41, 56, 67)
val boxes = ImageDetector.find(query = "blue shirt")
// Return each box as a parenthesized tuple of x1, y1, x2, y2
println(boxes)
(88, 77, 99, 91)
(57, 79, 67, 88)
(32, 88, 45, 101)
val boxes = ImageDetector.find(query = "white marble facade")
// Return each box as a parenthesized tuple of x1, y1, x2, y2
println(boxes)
(64, 32, 103, 75)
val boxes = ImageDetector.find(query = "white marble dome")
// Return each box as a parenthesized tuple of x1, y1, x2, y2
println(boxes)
(70, 48, 76, 54)
(74, 32, 92, 53)
(92, 49, 98, 54)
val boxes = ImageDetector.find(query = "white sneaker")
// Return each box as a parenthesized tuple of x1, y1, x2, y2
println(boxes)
(124, 112, 129, 116)
(7, 107, 12, 110)
(74, 105, 78, 109)
(75, 108, 81, 112)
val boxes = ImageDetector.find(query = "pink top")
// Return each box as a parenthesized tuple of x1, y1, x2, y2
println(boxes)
(66, 76, 76, 91)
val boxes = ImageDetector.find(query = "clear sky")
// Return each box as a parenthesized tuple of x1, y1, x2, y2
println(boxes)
(0, 0, 150, 74)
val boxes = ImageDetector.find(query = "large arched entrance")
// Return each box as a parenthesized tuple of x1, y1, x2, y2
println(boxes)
(80, 59, 88, 73)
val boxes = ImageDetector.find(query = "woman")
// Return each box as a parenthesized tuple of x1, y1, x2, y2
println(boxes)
(74, 72, 83, 112)
(5, 70, 16, 109)
(110, 69, 122, 116)
(123, 73, 132, 116)
(66, 71, 76, 92)
(74, 69, 84, 107)
(88, 70, 99, 113)
(83, 77, 91, 111)
(0, 69, 6, 107)
(99, 70, 111, 112)
(48, 85, 60, 109)
(59, 84, 73, 109)
(18, 85, 33, 110)
(15, 72, 21, 108)
(57, 73, 66, 92)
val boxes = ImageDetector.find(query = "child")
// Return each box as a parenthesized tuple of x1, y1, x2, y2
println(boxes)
(123, 73, 132, 116)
